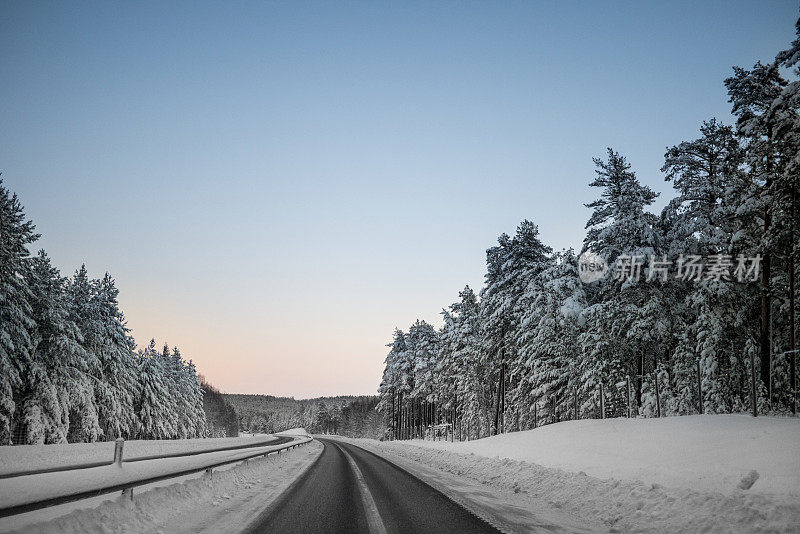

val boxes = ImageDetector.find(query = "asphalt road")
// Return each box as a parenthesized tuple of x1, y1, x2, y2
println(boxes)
(244, 438, 500, 534)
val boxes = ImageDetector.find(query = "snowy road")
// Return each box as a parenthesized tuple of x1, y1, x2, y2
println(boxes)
(244, 438, 500, 534)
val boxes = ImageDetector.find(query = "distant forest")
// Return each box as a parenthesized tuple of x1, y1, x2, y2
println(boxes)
(200, 376, 239, 438)
(225, 394, 384, 438)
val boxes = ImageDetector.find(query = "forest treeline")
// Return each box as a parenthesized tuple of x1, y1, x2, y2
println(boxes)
(199, 376, 239, 437)
(226, 394, 384, 438)
(378, 20, 800, 439)
(0, 181, 207, 444)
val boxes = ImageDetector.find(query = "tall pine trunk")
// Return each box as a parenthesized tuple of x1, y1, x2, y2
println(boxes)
(790, 185, 797, 415)
(493, 337, 505, 435)
(760, 134, 775, 394)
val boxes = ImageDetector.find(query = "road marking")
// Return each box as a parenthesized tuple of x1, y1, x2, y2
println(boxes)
(334, 443, 388, 534)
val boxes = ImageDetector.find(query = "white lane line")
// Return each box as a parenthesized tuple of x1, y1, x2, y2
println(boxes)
(334, 443, 388, 534)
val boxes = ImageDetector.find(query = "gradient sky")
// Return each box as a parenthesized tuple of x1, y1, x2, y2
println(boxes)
(1, 1, 796, 398)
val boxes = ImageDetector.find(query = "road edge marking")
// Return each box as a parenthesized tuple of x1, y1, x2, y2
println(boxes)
(334, 443, 388, 534)
(239, 439, 324, 534)
(333, 440, 511, 534)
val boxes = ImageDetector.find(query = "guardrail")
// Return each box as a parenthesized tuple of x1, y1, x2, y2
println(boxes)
(0, 434, 313, 518)
(0, 435, 295, 480)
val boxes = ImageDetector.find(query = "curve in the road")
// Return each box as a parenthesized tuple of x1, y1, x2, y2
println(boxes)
(245, 438, 500, 534)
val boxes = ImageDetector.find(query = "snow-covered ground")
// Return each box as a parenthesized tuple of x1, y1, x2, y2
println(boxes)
(275, 427, 312, 437)
(338, 415, 800, 532)
(0, 437, 322, 533)
(412, 414, 800, 495)
(0, 433, 281, 476)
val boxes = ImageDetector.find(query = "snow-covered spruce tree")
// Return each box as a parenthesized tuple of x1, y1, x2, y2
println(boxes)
(21, 251, 90, 443)
(159, 345, 206, 438)
(161, 343, 187, 438)
(1, 180, 212, 441)
(93, 273, 139, 438)
(480, 220, 553, 433)
(65, 267, 103, 441)
(408, 319, 439, 421)
(580, 149, 662, 416)
(69, 267, 139, 440)
(329, 403, 342, 434)
(179, 349, 207, 438)
(376, 329, 407, 438)
(136, 339, 175, 439)
(439, 286, 490, 439)
(314, 402, 330, 433)
(0, 179, 39, 444)
(517, 249, 586, 425)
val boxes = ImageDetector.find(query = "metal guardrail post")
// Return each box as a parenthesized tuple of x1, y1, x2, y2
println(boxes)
(114, 438, 124, 467)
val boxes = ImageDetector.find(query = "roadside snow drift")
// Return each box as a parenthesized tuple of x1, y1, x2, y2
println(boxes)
(410, 414, 800, 495)
(275, 427, 311, 438)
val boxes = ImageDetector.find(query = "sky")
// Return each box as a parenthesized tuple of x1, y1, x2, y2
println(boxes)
(1, 1, 797, 398)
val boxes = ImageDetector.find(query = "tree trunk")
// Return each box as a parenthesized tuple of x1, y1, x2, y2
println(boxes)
(391, 391, 396, 440)
(493, 348, 504, 435)
(761, 148, 774, 392)
(655, 354, 661, 417)
(500, 362, 506, 433)
(790, 185, 797, 415)
(399, 392, 404, 439)
(636, 353, 643, 408)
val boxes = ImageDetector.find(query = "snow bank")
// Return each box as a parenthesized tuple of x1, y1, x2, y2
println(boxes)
(275, 427, 310, 438)
(0, 441, 322, 534)
(0, 434, 282, 476)
(335, 415, 800, 532)
(409, 414, 800, 495)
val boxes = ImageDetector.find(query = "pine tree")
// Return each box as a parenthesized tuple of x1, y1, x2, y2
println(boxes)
(65, 266, 102, 442)
(661, 120, 754, 413)
(0, 178, 40, 444)
(725, 61, 789, 396)
(135, 339, 173, 439)
(93, 273, 139, 438)
(315, 402, 329, 433)
(377, 329, 407, 438)
(23, 251, 90, 443)
(439, 286, 489, 438)
(581, 149, 661, 413)
(176, 348, 207, 437)
(584, 148, 659, 268)
(773, 18, 800, 413)
(373, 17, 800, 425)
(518, 250, 586, 425)
(408, 320, 439, 404)
(67, 267, 139, 439)
(481, 221, 553, 433)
